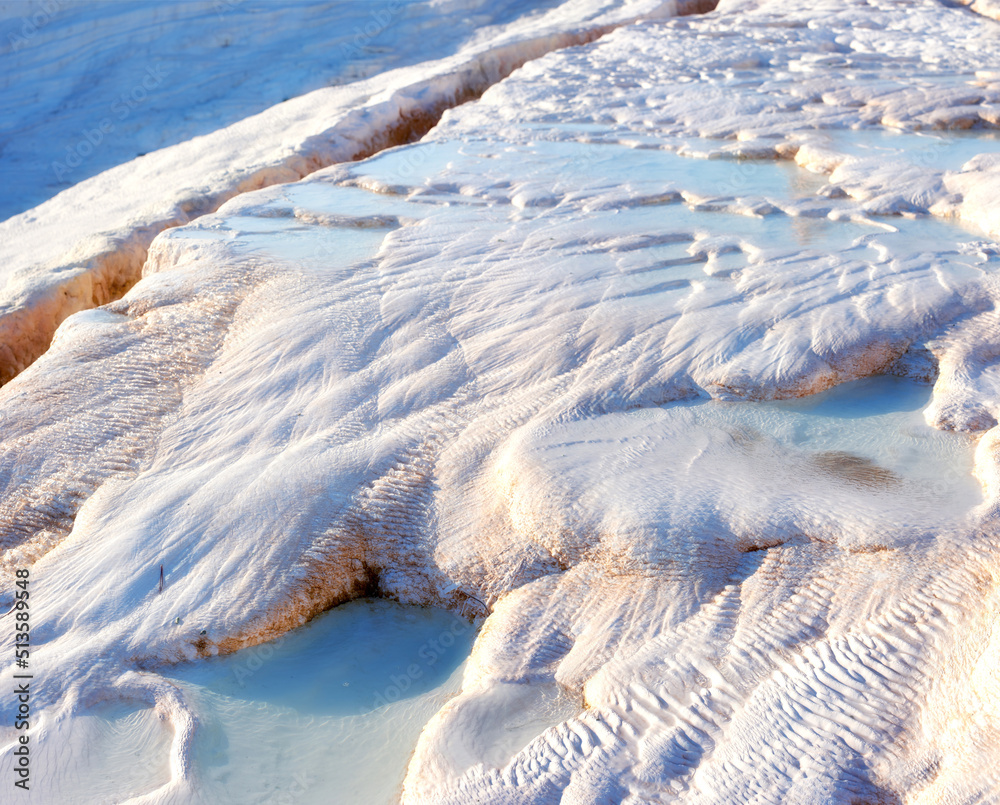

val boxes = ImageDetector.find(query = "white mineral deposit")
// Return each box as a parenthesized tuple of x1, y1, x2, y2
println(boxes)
(1, 0, 1000, 802)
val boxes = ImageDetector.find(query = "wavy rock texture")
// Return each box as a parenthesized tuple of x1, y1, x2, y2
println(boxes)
(2, 0, 1000, 803)
(0, 0, 692, 386)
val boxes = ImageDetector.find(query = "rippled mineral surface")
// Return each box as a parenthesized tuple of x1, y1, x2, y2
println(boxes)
(3, 0, 1000, 802)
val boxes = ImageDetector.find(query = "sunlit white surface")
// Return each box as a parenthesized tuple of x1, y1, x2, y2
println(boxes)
(3, 0, 1000, 803)
(9, 702, 171, 805)
(686, 375, 980, 497)
(0, 0, 683, 384)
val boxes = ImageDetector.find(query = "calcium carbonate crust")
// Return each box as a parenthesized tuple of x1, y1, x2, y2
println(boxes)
(1, 1, 1000, 804)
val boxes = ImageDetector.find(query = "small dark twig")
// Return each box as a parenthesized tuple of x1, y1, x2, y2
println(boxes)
(460, 593, 489, 619)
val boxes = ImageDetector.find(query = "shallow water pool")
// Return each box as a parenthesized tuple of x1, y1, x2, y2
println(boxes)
(681, 375, 981, 506)
(164, 599, 478, 805)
